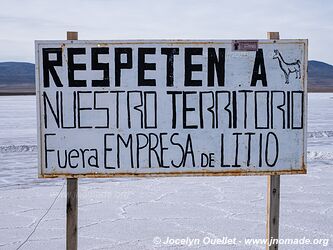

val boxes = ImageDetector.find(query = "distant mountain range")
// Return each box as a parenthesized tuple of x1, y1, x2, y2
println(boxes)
(0, 62, 35, 95)
(0, 60, 333, 94)
(308, 60, 333, 91)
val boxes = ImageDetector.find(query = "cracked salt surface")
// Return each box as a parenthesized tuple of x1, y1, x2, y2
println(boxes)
(0, 94, 332, 249)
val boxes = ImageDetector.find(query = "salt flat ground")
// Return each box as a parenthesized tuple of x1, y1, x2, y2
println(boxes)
(0, 94, 332, 250)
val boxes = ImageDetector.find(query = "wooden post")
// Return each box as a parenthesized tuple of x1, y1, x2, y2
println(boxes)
(67, 31, 78, 40)
(66, 31, 78, 250)
(67, 178, 78, 250)
(266, 29, 281, 250)
(267, 32, 280, 40)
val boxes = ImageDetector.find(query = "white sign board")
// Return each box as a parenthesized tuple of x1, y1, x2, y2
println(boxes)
(35, 40, 307, 177)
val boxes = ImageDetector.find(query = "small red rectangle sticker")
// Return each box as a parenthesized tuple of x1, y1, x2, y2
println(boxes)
(232, 40, 258, 51)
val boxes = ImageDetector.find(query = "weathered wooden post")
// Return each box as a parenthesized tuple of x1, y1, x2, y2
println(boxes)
(66, 31, 78, 250)
(266, 31, 281, 250)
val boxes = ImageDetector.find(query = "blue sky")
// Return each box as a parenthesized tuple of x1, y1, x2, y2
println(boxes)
(0, 0, 332, 64)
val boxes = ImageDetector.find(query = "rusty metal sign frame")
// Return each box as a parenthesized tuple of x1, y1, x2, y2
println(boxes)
(35, 39, 308, 178)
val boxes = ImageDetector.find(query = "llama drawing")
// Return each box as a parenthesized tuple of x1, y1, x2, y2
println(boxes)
(273, 49, 301, 84)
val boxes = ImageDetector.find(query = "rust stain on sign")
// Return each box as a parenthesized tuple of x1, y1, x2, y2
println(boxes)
(40, 167, 306, 179)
